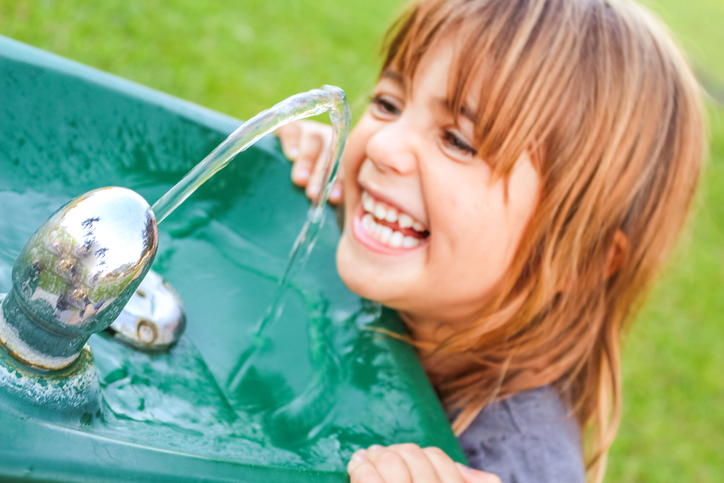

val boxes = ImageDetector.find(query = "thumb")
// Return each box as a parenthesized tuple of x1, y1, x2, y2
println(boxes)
(456, 463, 502, 483)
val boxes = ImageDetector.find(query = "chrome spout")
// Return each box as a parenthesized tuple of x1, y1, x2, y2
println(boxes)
(0, 187, 157, 370)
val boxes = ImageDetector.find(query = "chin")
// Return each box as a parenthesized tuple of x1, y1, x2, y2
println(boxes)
(336, 232, 371, 298)
(336, 232, 394, 305)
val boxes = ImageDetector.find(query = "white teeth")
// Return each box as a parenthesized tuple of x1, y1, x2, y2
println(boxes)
(362, 192, 375, 212)
(361, 190, 428, 235)
(379, 226, 393, 244)
(374, 204, 387, 220)
(363, 213, 374, 231)
(398, 213, 413, 229)
(360, 211, 424, 249)
(390, 232, 404, 248)
(403, 236, 420, 248)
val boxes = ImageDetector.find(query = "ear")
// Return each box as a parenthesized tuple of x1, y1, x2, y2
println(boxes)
(557, 229, 629, 292)
(606, 229, 629, 277)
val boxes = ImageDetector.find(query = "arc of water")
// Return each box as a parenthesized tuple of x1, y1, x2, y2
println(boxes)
(152, 85, 351, 225)
(152, 86, 351, 341)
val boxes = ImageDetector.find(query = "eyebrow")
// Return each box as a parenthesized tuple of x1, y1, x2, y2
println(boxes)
(381, 69, 478, 122)
(380, 69, 405, 87)
(438, 98, 477, 123)
(459, 104, 477, 123)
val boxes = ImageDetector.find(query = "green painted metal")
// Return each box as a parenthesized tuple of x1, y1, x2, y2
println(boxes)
(0, 36, 465, 482)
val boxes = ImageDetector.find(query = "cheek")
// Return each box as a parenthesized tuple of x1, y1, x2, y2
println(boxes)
(341, 127, 366, 209)
(335, 237, 387, 302)
(430, 170, 533, 276)
(428, 169, 495, 241)
(342, 119, 375, 172)
(506, 158, 541, 234)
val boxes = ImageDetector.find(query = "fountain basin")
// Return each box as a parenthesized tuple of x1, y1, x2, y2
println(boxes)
(0, 36, 464, 482)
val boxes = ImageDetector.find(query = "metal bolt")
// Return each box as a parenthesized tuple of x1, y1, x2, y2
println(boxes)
(136, 319, 158, 345)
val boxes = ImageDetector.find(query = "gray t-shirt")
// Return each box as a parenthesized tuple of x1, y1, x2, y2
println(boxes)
(454, 386, 586, 483)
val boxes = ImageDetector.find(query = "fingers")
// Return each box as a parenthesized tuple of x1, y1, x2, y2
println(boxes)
(277, 120, 344, 204)
(278, 120, 323, 188)
(351, 444, 450, 483)
(347, 444, 501, 483)
(376, 444, 442, 483)
(357, 447, 415, 483)
(423, 447, 464, 483)
(455, 463, 502, 483)
(302, 131, 327, 200)
(302, 146, 344, 204)
(348, 450, 388, 483)
(328, 173, 344, 204)
(276, 122, 301, 161)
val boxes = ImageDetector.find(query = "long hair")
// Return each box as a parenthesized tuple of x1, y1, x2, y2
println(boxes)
(381, 0, 705, 480)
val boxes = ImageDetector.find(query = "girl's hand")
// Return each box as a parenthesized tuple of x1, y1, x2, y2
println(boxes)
(276, 120, 343, 204)
(347, 444, 501, 483)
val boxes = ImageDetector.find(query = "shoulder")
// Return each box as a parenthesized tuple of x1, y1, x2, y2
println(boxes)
(456, 385, 586, 483)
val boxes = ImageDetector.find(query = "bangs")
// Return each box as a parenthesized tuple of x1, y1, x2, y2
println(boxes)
(381, 0, 585, 179)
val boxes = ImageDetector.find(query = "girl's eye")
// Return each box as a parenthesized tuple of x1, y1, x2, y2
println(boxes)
(370, 95, 401, 118)
(442, 129, 477, 158)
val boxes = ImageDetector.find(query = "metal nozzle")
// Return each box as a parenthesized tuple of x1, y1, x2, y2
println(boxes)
(0, 187, 157, 370)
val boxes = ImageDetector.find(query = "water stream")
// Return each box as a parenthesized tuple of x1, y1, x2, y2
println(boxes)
(152, 85, 350, 225)
(149, 86, 352, 411)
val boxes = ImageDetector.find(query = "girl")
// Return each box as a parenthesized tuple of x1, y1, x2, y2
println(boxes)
(278, 0, 705, 482)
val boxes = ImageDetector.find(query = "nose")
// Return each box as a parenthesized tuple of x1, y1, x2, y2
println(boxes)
(365, 118, 418, 175)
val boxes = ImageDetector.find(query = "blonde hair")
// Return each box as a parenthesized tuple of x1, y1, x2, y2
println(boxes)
(382, 0, 705, 480)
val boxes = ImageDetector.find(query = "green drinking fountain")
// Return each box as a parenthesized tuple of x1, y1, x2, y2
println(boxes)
(0, 36, 465, 482)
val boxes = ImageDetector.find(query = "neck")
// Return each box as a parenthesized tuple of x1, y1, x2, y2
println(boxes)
(398, 310, 475, 389)
(398, 311, 452, 347)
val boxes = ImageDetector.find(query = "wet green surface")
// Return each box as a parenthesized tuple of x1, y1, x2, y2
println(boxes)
(0, 36, 464, 482)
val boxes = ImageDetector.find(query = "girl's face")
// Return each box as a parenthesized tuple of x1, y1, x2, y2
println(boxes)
(337, 40, 541, 329)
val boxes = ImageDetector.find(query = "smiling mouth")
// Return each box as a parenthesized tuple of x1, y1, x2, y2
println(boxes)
(355, 190, 430, 250)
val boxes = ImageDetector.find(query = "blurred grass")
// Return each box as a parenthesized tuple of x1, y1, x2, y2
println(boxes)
(609, 105, 724, 482)
(0, 0, 402, 121)
(639, 0, 724, 98)
(0, 1, 722, 482)
(609, 2, 724, 481)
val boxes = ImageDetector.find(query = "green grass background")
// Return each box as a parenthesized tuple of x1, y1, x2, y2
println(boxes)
(0, 0, 722, 481)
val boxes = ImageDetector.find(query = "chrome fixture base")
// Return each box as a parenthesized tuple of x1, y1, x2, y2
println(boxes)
(1, 187, 157, 370)
(107, 269, 186, 352)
